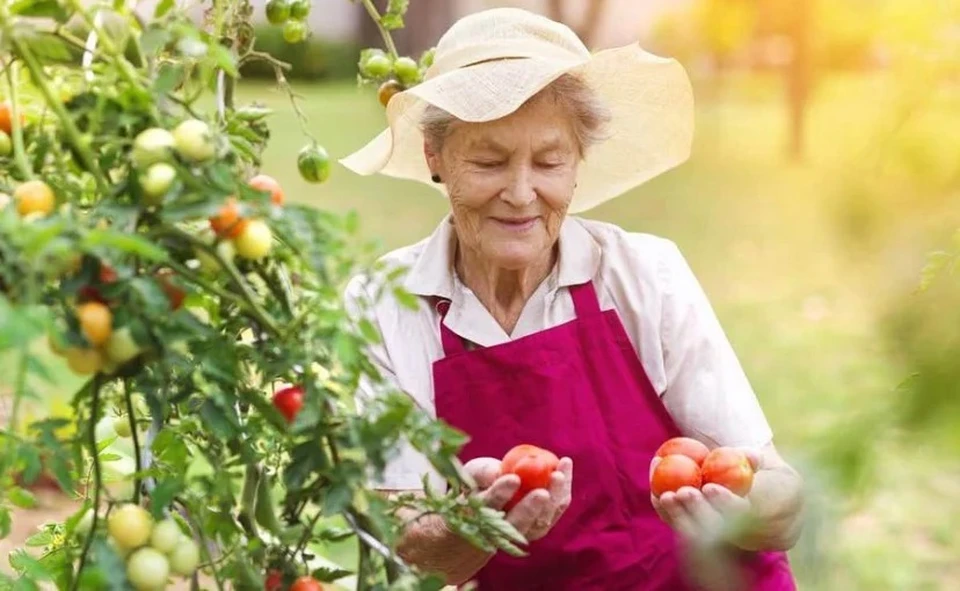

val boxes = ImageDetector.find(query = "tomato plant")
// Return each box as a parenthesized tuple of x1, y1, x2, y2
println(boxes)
(655, 437, 710, 466)
(292, 575, 326, 591)
(500, 444, 560, 511)
(0, 1, 525, 590)
(650, 455, 702, 497)
(701, 447, 755, 497)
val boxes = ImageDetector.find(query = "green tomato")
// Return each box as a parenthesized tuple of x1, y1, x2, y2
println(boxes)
(265, 0, 290, 25)
(282, 20, 307, 44)
(288, 0, 310, 19)
(393, 57, 420, 86)
(360, 52, 392, 79)
(140, 163, 177, 205)
(74, 508, 95, 537)
(127, 547, 170, 591)
(195, 237, 235, 273)
(172, 119, 216, 163)
(168, 538, 200, 576)
(132, 128, 175, 168)
(105, 326, 142, 366)
(0, 130, 11, 157)
(297, 144, 331, 184)
(113, 416, 133, 438)
(150, 519, 182, 554)
(108, 503, 153, 549)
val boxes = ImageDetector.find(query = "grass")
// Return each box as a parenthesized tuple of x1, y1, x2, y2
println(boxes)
(4, 71, 960, 589)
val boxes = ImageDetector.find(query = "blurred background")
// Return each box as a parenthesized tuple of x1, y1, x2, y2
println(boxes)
(5, 0, 960, 588)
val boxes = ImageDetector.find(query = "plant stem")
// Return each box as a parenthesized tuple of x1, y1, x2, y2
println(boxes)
(3, 60, 33, 179)
(66, 0, 141, 89)
(360, 0, 400, 60)
(124, 380, 143, 504)
(11, 39, 110, 194)
(71, 376, 103, 591)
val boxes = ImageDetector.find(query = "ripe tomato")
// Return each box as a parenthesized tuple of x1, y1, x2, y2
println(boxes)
(650, 454, 702, 497)
(378, 80, 404, 107)
(360, 51, 392, 79)
(700, 447, 755, 497)
(108, 503, 153, 549)
(156, 269, 186, 309)
(149, 519, 182, 554)
(655, 437, 710, 466)
(0, 130, 11, 157)
(283, 20, 307, 44)
(265, 0, 290, 25)
(291, 576, 324, 591)
(140, 163, 177, 204)
(132, 127, 175, 168)
(127, 547, 170, 591)
(248, 174, 285, 205)
(500, 444, 560, 511)
(173, 119, 216, 162)
(233, 219, 273, 260)
(393, 57, 420, 86)
(13, 180, 55, 217)
(273, 385, 304, 423)
(265, 570, 284, 591)
(77, 301, 113, 346)
(210, 197, 248, 238)
(297, 145, 331, 184)
(168, 538, 200, 576)
(0, 102, 24, 136)
(98, 262, 118, 284)
(288, 0, 310, 19)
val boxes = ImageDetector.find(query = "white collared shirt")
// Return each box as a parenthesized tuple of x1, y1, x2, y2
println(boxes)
(345, 215, 773, 491)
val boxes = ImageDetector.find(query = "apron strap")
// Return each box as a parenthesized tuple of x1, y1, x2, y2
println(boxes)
(569, 281, 601, 317)
(434, 298, 468, 356)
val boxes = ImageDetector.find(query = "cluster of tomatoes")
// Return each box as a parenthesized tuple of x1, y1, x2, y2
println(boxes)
(0, 101, 22, 159)
(76, 504, 201, 590)
(651, 437, 756, 498)
(264, 0, 313, 44)
(357, 49, 429, 107)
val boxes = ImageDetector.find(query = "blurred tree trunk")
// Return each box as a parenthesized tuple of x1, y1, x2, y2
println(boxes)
(358, 0, 455, 58)
(786, 0, 812, 161)
(547, 0, 608, 49)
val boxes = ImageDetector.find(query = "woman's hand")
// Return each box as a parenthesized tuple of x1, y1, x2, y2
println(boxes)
(464, 456, 573, 542)
(649, 449, 761, 545)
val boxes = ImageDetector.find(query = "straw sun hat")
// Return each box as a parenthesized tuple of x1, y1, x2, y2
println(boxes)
(339, 7, 695, 214)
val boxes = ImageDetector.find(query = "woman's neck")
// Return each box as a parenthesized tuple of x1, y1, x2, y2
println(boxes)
(455, 242, 556, 334)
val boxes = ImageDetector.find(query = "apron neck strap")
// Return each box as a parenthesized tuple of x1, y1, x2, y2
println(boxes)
(434, 298, 468, 356)
(569, 281, 601, 316)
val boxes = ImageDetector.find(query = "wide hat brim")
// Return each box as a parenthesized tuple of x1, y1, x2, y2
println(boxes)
(339, 44, 695, 214)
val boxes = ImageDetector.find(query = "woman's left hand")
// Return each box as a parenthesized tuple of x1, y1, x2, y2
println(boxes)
(649, 449, 762, 544)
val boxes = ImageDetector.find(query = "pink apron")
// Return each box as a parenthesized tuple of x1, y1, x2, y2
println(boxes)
(432, 281, 796, 590)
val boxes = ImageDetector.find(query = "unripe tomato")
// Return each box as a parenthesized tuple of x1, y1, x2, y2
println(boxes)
(196, 238, 236, 272)
(700, 447, 755, 497)
(297, 145, 331, 184)
(393, 57, 420, 86)
(127, 547, 170, 591)
(132, 127, 175, 168)
(288, 0, 310, 19)
(114, 416, 133, 438)
(108, 503, 153, 549)
(74, 508, 95, 537)
(291, 576, 324, 591)
(655, 437, 710, 466)
(77, 301, 112, 346)
(265, 0, 290, 25)
(233, 219, 273, 260)
(105, 326, 141, 365)
(0, 130, 11, 157)
(248, 174, 285, 205)
(168, 537, 200, 576)
(13, 180, 56, 217)
(0, 102, 24, 136)
(140, 163, 177, 205)
(64, 346, 104, 375)
(150, 519, 182, 554)
(360, 51, 392, 78)
(283, 20, 307, 44)
(650, 454, 702, 497)
(501, 444, 560, 511)
(173, 119, 216, 162)
(209, 197, 248, 238)
(378, 80, 404, 107)
(265, 570, 284, 591)
(272, 385, 304, 423)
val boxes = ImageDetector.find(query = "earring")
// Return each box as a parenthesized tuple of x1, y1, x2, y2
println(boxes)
(431, 174, 442, 183)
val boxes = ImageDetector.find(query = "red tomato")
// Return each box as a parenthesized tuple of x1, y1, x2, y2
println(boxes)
(209, 197, 248, 238)
(655, 437, 710, 466)
(500, 444, 560, 511)
(248, 174, 285, 206)
(265, 570, 284, 591)
(156, 269, 186, 310)
(99, 263, 118, 284)
(290, 576, 324, 591)
(650, 454, 701, 497)
(700, 447, 754, 497)
(0, 102, 24, 136)
(273, 385, 304, 423)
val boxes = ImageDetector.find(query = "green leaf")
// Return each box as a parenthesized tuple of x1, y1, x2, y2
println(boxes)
(148, 478, 183, 519)
(82, 230, 168, 262)
(86, 538, 127, 591)
(16, 444, 42, 484)
(10, 0, 69, 21)
(392, 286, 420, 311)
(311, 566, 354, 583)
(323, 482, 352, 515)
(155, 0, 175, 17)
(153, 62, 183, 96)
(0, 507, 11, 539)
(208, 43, 239, 77)
(19, 32, 72, 62)
(199, 397, 240, 440)
(23, 531, 51, 547)
(8, 487, 37, 509)
(358, 319, 382, 344)
(99, 453, 123, 462)
(8, 550, 52, 580)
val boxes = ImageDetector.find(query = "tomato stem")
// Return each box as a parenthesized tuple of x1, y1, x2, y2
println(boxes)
(2, 59, 33, 179)
(360, 0, 401, 60)
(71, 376, 104, 591)
(123, 380, 143, 504)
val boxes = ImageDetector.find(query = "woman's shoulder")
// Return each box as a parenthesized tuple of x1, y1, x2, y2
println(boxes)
(572, 217, 687, 286)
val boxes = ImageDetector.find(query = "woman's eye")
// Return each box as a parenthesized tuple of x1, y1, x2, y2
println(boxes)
(471, 160, 502, 168)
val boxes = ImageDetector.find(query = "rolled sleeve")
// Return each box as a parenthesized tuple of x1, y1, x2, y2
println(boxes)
(657, 240, 773, 448)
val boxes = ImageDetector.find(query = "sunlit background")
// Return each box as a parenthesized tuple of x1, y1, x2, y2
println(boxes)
(4, 1, 960, 588)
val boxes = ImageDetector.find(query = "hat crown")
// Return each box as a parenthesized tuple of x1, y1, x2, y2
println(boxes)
(428, 8, 589, 78)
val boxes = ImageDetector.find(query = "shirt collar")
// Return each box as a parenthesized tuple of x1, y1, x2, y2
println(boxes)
(402, 214, 602, 299)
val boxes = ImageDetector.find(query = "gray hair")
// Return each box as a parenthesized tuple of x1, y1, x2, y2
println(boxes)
(419, 73, 612, 157)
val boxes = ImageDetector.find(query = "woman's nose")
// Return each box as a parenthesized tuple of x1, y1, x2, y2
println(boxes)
(500, 166, 536, 207)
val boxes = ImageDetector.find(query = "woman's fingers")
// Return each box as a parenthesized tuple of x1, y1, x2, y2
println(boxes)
(507, 489, 552, 538)
(479, 474, 521, 510)
(463, 457, 504, 490)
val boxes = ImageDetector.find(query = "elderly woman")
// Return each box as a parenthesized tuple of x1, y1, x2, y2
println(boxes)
(341, 8, 803, 590)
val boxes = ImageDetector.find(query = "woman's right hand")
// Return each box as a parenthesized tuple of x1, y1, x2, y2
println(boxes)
(464, 456, 573, 542)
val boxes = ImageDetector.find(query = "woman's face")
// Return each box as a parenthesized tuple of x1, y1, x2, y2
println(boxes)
(427, 97, 580, 271)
